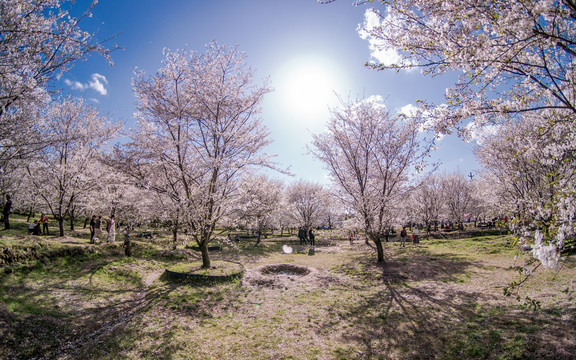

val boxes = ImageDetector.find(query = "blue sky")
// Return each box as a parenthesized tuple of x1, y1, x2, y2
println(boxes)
(60, 0, 479, 184)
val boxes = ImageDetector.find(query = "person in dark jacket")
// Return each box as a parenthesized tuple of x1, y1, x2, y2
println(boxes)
(89, 215, 97, 244)
(3, 194, 12, 230)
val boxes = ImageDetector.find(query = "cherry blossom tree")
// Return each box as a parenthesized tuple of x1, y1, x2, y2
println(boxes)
(121, 42, 273, 268)
(26, 96, 119, 236)
(285, 180, 330, 232)
(475, 112, 576, 265)
(0, 0, 115, 162)
(476, 120, 552, 221)
(320, 193, 345, 230)
(356, 0, 576, 130)
(440, 173, 479, 231)
(232, 173, 283, 245)
(101, 174, 158, 241)
(270, 199, 298, 236)
(311, 96, 433, 262)
(349, 0, 576, 267)
(410, 174, 445, 233)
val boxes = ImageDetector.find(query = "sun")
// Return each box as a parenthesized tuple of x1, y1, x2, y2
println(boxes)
(275, 55, 345, 121)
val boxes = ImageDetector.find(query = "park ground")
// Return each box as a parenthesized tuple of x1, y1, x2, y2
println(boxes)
(0, 215, 575, 360)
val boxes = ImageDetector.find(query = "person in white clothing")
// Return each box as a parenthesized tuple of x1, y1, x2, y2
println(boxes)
(107, 215, 116, 243)
(412, 227, 420, 245)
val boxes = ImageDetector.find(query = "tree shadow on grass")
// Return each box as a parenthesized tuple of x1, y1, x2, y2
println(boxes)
(335, 281, 576, 359)
(326, 248, 576, 359)
(1, 263, 250, 360)
(0, 275, 197, 360)
(333, 245, 484, 286)
(0, 253, 187, 360)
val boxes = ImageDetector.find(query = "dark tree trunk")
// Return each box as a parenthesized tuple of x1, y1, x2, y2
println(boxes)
(27, 206, 34, 222)
(70, 207, 75, 231)
(172, 227, 178, 249)
(58, 218, 65, 237)
(172, 212, 179, 249)
(199, 242, 210, 269)
(124, 230, 132, 257)
(255, 229, 262, 245)
(374, 237, 384, 262)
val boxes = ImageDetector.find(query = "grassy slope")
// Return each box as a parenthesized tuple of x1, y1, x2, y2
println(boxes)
(0, 221, 575, 360)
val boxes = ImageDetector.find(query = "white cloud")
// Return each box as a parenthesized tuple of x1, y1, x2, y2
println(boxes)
(63, 73, 109, 95)
(64, 79, 85, 91)
(399, 103, 418, 117)
(465, 122, 500, 145)
(88, 73, 108, 95)
(351, 95, 386, 112)
(357, 9, 403, 67)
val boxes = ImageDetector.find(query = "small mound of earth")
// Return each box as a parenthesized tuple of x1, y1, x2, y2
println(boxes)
(243, 263, 344, 289)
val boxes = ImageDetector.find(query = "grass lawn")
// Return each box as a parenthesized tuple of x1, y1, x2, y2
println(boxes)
(0, 220, 574, 359)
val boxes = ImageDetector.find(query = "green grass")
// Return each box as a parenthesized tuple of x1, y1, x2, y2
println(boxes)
(0, 228, 574, 360)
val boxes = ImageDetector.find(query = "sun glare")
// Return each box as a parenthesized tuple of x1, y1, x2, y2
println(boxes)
(276, 55, 345, 122)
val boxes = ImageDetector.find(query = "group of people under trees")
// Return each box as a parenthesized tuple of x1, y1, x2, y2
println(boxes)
(297, 227, 316, 246)
(399, 226, 420, 247)
(89, 215, 116, 245)
(89, 214, 131, 256)
(27, 213, 50, 235)
(1, 194, 116, 243)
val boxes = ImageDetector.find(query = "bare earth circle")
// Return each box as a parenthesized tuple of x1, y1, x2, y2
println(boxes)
(260, 263, 310, 276)
(243, 263, 344, 289)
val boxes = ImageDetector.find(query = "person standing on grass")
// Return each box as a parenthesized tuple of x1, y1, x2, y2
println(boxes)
(308, 228, 315, 247)
(348, 230, 354, 245)
(298, 227, 305, 245)
(107, 215, 116, 243)
(400, 227, 408, 247)
(95, 215, 102, 240)
(3, 194, 12, 230)
(412, 227, 420, 245)
(40, 213, 49, 235)
(89, 215, 96, 244)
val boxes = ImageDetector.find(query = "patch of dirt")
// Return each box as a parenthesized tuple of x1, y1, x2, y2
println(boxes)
(260, 263, 310, 276)
(243, 263, 345, 289)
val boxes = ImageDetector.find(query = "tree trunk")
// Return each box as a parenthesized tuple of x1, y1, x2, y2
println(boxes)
(172, 212, 179, 249)
(124, 230, 133, 257)
(199, 242, 210, 268)
(70, 207, 75, 231)
(58, 218, 65, 237)
(172, 225, 178, 250)
(374, 237, 384, 262)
